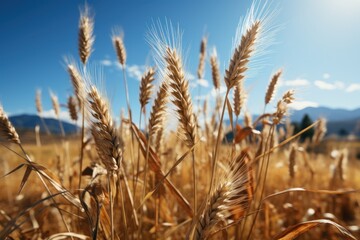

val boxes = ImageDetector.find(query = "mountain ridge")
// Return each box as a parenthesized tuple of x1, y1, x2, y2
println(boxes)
(9, 114, 78, 135)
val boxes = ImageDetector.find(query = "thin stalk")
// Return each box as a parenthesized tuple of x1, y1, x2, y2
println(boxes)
(209, 89, 229, 194)
(78, 104, 85, 191)
(121, 65, 136, 192)
(39, 115, 51, 136)
(155, 193, 160, 239)
(119, 176, 128, 239)
(246, 125, 275, 240)
(58, 118, 65, 137)
(232, 115, 239, 157)
(192, 149, 197, 214)
(122, 66, 132, 125)
(121, 166, 139, 227)
(138, 130, 152, 238)
(108, 174, 115, 240)
(134, 108, 143, 195)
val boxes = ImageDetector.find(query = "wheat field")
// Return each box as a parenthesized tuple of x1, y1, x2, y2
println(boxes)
(1, 2, 360, 240)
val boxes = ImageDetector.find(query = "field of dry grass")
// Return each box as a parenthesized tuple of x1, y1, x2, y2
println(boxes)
(1, 2, 360, 240)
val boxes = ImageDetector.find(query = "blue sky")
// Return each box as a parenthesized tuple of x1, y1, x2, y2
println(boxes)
(0, 0, 360, 124)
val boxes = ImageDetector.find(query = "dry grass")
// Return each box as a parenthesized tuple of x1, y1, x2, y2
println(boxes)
(1, 2, 360, 240)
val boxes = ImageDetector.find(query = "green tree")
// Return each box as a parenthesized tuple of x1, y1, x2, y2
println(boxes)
(300, 114, 314, 142)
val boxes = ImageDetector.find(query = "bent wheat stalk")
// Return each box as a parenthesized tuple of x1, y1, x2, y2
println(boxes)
(87, 86, 124, 240)
(192, 152, 253, 239)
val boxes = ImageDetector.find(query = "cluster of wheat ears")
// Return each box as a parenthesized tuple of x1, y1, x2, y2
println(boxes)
(0, 2, 359, 240)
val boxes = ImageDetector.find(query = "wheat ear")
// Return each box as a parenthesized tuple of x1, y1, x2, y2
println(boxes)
(165, 47, 196, 147)
(225, 21, 260, 90)
(88, 86, 122, 171)
(139, 67, 156, 113)
(67, 96, 78, 122)
(313, 118, 327, 144)
(148, 80, 169, 135)
(0, 104, 20, 144)
(78, 5, 94, 65)
(210, 48, 221, 90)
(282, 89, 295, 104)
(209, 19, 262, 194)
(50, 92, 65, 136)
(35, 89, 43, 115)
(194, 152, 252, 239)
(113, 35, 126, 66)
(265, 69, 282, 105)
(289, 144, 297, 179)
(165, 46, 198, 212)
(197, 36, 207, 79)
(50, 92, 60, 118)
(234, 81, 246, 117)
(67, 63, 85, 106)
(67, 62, 86, 189)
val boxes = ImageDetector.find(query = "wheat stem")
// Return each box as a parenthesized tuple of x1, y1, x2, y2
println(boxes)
(209, 89, 230, 194)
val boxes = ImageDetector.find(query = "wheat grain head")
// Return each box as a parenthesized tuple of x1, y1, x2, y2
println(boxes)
(78, 4, 94, 64)
(0, 104, 20, 144)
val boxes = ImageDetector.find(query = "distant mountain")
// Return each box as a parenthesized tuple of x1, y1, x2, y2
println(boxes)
(289, 107, 360, 122)
(223, 106, 360, 137)
(9, 114, 78, 134)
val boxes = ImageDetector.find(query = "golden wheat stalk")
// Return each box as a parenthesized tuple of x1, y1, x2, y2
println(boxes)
(113, 34, 126, 66)
(282, 89, 295, 104)
(35, 89, 43, 115)
(87, 86, 122, 172)
(289, 144, 297, 179)
(139, 79, 169, 205)
(78, 5, 94, 65)
(224, 21, 260, 90)
(233, 81, 246, 117)
(197, 36, 207, 79)
(313, 117, 327, 144)
(194, 152, 252, 239)
(0, 104, 21, 144)
(273, 100, 287, 125)
(148, 80, 169, 135)
(210, 48, 221, 90)
(67, 63, 85, 106)
(50, 92, 65, 136)
(165, 47, 198, 213)
(165, 47, 197, 147)
(67, 61, 86, 190)
(154, 125, 164, 154)
(265, 69, 282, 105)
(50, 92, 60, 118)
(35, 89, 51, 135)
(209, 4, 274, 193)
(139, 67, 156, 113)
(67, 96, 78, 122)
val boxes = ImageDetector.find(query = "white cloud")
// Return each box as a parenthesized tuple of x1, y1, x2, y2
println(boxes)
(186, 72, 196, 81)
(199, 79, 209, 88)
(126, 64, 146, 81)
(346, 83, 360, 92)
(323, 73, 330, 79)
(196, 79, 209, 88)
(211, 86, 227, 97)
(314, 80, 344, 90)
(289, 101, 319, 110)
(314, 80, 335, 90)
(100, 59, 112, 66)
(282, 78, 310, 87)
(115, 62, 122, 69)
(41, 109, 74, 124)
